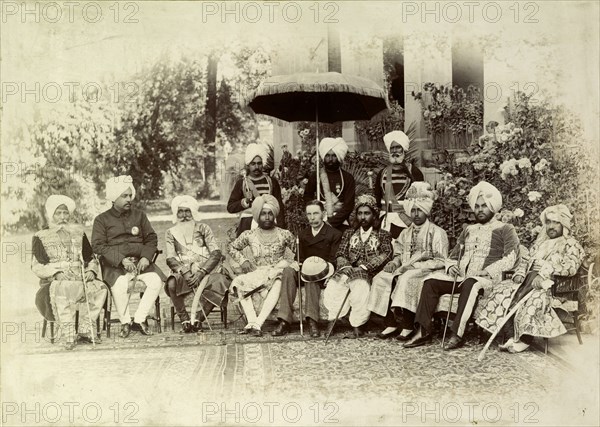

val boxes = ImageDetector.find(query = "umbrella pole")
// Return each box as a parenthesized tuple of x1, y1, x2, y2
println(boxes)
(315, 105, 320, 202)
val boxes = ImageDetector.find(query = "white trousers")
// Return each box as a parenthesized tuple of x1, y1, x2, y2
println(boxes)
(323, 276, 370, 327)
(112, 272, 162, 324)
(238, 279, 282, 329)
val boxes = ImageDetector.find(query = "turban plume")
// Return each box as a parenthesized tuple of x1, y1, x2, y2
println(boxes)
(383, 131, 410, 152)
(404, 182, 436, 216)
(105, 175, 136, 202)
(171, 195, 201, 223)
(318, 137, 348, 162)
(245, 143, 268, 165)
(468, 181, 502, 213)
(251, 194, 280, 223)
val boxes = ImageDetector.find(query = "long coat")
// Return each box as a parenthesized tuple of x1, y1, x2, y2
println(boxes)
(298, 223, 343, 265)
(91, 207, 166, 287)
(336, 227, 394, 280)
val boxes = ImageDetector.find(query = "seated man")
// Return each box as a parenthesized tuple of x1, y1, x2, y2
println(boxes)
(272, 200, 342, 338)
(369, 182, 448, 340)
(227, 143, 285, 236)
(374, 131, 424, 239)
(323, 195, 393, 338)
(476, 204, 584, 353)
(164, 195, 229, 333)
(228, 195, 297, 336)
(33, 195, 108, 350)
(404, 181, 520, 350)
(92, 176, 166, 338)
(303, 137, 356, 232)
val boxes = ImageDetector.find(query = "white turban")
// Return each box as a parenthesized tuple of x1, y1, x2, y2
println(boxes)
(405, 182, 436, 216)
(245, 143, 268, 165)
(468, 181, 502, 213)
(383, 131, 410, 152)
(251, 194, 280, 223)
(105, 175, 136, 202)
(45, 195, 76, 223)
(318, 137, 348, 162)
(171, 195, 201, 223)
(540, 204, 572, 234)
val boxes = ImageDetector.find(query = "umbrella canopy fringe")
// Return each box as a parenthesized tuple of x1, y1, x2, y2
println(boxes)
(253, 84, 385, 99)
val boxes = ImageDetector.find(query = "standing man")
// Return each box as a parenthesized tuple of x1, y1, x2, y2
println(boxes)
(164, 195, 229, 333)
(303, 137, 355, 232)
(92, 175, 165, 338)
(228, 143, 285, 236)
(369, 182, 449, 340)
(374, 131, 424, 238)
(272, 200, 342, 338)
(33, 195, 108, 350)
(323, 195, 393, 337)
(404, 181, 520, 350)
(228, 195, 297, 336)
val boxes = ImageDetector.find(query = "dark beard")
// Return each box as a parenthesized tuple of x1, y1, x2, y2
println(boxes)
(324, 161, 340, 172)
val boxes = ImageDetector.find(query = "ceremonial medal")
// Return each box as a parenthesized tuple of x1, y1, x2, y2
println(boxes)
(335, 183, 341, 194)
(131, 226, 140, 236)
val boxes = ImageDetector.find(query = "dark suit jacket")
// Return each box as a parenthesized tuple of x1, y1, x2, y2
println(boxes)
(303, 168, 355, 229)
(299, 223, 342, 266)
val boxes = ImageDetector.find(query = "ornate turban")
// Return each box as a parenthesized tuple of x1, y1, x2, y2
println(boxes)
(318, 137, 348, 162)
(105, 175, 136, 202)
(383, 131, 410, 152)
(468, 181, 502, 213)
(171, 195, 201, 223)
(251, 194, 280, 223)
(540, 204, 572, 234)
(405, 182, 436, 216)
(245, 143, 268, 165)
(45, 195, 76, 222)
(355, 194, 379, 217)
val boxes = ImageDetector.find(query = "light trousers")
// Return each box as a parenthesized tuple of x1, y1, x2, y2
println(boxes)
(112, 272, 162, 324)
(323, 276, 370, 327)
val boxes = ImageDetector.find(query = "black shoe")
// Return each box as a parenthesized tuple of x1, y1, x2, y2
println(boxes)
(77, 334, 101, 344)
(395, 329, 416, 342)
(181, 321, 194, 333)
(345, 326, 364, 339)
(133, 321, 153, 336)
(443, 335, 464, 351)
(192, 320, 203, 332)
(271, 320, 289, 337)
(376, 328, 400, 340)
(308, 319, 320, 338)
(403, 329, 432, 348)
(251, 327, 263, 337)
(119, 323, 131, 338)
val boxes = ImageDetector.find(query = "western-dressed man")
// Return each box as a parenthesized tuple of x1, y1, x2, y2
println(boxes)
(369, 182, 449, 340)
(374, 131, 424, 239)
(303, 137, 356, 232)
(228, 195, 297, 336)
(404, 181, 520, 350)
(164, 195, 229, 333)
(323, 195, 393, 337)
(33, 195, 108, 350)
(227, 143, 285, 236)
(92, 176, 165, 338)
(272, 200, 342, 338)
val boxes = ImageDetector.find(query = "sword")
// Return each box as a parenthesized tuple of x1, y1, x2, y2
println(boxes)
(79, 254, 96, 347)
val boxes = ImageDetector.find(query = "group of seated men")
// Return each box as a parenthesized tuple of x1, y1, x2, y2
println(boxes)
(33, 130, 585, 353)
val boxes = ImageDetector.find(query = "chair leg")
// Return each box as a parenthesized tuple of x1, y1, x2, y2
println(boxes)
(50, 322, 55, 344)
(544, 338, 549, 355)
(155, 298, 162, 333)
(75, 310, 79, 334)
(42, 319, 47, 338)
(170, 307, 175, 331)
(106, 309, 111, 338)
(222, 292, 229, 329)
(573, 311, 583, 345)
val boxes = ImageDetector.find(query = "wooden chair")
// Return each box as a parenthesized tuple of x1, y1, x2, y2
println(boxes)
(169, 290, 229, 331)
(99, 251, 163, 337)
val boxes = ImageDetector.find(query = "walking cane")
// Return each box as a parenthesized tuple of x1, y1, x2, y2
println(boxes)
(478, 290, 535, 361)
(324, 287, 351, 344)
(441, 244, 465, 348)
(190, 275, 213, 331)
(296, 236, 304, 336)
(79, 255, 96, 347)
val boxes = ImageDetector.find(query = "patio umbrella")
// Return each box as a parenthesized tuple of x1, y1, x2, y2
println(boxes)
(247, 71, 389, 198)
